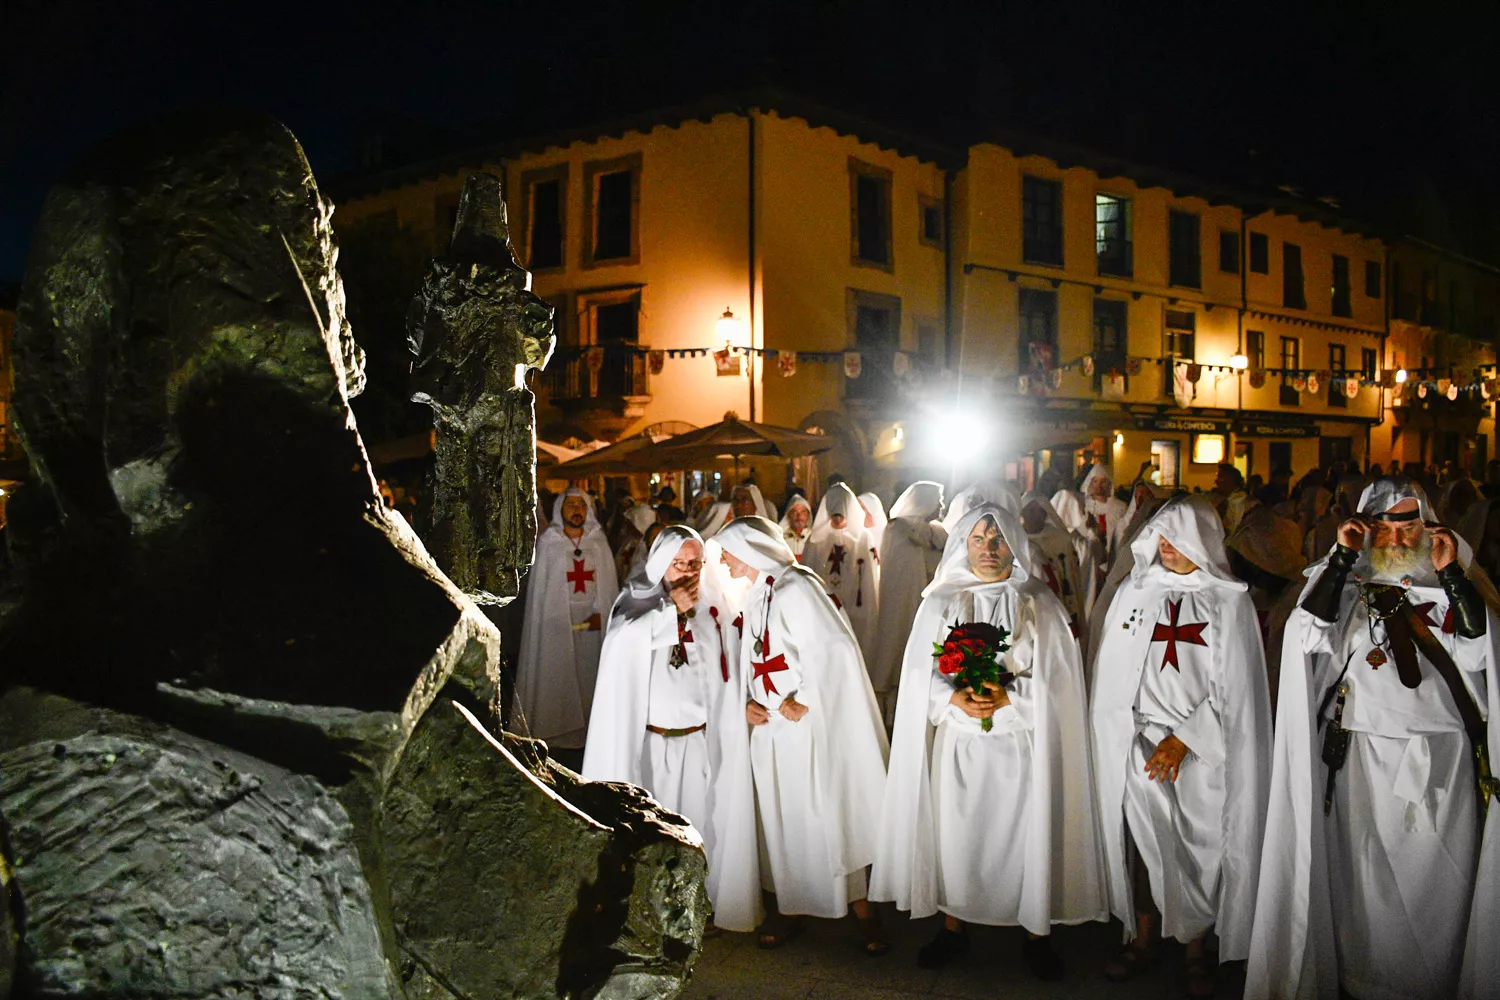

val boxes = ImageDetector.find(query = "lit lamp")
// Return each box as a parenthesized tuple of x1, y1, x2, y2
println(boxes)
(717, 306, 742, 344)
(1114, 432, 1125, 447)
(1395, 368, 1408, 384)
(1229, 352, 1249, 371)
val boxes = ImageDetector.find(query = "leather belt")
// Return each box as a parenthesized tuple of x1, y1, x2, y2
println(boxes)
(646, 723, 707, 738)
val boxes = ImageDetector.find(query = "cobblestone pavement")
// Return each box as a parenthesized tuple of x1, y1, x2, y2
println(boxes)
(681, 906, 1247, 1000)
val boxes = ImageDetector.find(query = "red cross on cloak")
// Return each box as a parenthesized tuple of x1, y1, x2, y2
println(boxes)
(752, 653, 790, 696)
(828, 544, 847, 576)
(1041, 560, 1061, 596)
(1150, 598, 1209, 671)
(566, 559, 595, 594)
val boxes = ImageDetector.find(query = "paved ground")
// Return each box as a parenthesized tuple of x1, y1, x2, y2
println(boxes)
(680, 906, 1247, 1000)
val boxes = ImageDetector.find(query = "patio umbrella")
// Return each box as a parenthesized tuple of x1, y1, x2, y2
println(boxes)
(549, 431, 667, 477)
(627, 412, 832, 478)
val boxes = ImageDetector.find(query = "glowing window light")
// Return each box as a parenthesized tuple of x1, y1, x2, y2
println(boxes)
(1191, 433, 1226, 465)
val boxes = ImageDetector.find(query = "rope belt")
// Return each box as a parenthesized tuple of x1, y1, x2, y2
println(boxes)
(645, 723, 707, 738)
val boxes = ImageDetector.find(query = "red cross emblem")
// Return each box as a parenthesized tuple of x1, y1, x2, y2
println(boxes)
(1041, 561, 1061, 596)
(752, 653, 790, 696)
(732, 612, 744, 633)
(566, 559, 595, 594)
(1150, 598, 1209, 671)
(828, 544, 847, 576)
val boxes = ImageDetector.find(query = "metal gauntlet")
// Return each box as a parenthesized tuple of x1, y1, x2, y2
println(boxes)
(1438, 562, 1488, 639)
(1302, 544, 1358, 623)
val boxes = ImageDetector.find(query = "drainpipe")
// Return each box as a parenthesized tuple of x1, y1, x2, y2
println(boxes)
(747, 110, 758, 423)
(943, 165, 955, 371)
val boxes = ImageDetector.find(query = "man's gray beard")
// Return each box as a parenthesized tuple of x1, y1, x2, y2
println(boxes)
(1365, 532, 1435, 583)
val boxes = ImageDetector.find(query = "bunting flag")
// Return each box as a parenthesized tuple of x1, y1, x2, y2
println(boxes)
(1306, 373, 1320, 395)
(1292, 376, 1307, 392)
(778, 351, 798, 377)
(1172, 363, 1194, 409)
(1017, 374, 1030, 395)
(1343, 376, 1359, 398)
(844, 351, 862, 379)
(1186, 363, 1203, 384)
(1447, 383, 1459, 401)
(1249, 369, 1267, 389)
(1417, 383, 1428, 398)
(1101, 373, 1127, 400)
(647, 350, 665, 375)
(1126, 358, 1143, 376)
(714, 348, 741, 377)
(1081, 354, 1095, 377)
(1047, 367, 1063, 390)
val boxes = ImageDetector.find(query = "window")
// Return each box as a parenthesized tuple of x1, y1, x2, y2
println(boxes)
(1018, 289, 1059, 373)
(1392, 261, 1413, 319)
(583, 153, 641, 267)
(1023, 176, 1063, 266)
(1249, 232, 1269, 273)
(572, 286, 647, 397)
(1247, 329, 1266, 370)
(919, 196, 943, 248)
(1095, 194, 1132, 277)
(1163, 309, 1196, 401)
(846, 289, 901, 399)
(1280, 336, 1301, 406)
(1421, 269, 1439, 325)
(1219, 229, 1240, 274)
(849, 158, 893, 268)
(1192, 434, 1227, 464)
(1151, 440, 1181, 487)
(1169, 211, 1201, 288)
(522, 166, 567, 271)
(1092, 299, 1128, 389)
(1366, 260, 1382, 298)
(1332, 254, 1352, 317)
(1361, 347, 1377, 379)
(1283, 243, 1306, 309)
(1328, 343, 1347, 408)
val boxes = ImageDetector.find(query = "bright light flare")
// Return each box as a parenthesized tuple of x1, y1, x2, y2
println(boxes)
(716, 307, 742, 344)
(931, 412, 991, 462)
(1229, 353, 1248, 371)
(1395, 369, 1408, 384)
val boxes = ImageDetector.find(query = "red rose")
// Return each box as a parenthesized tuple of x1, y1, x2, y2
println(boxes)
(938, 651, 964, 675)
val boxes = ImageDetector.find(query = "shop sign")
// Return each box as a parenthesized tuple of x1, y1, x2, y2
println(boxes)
(1234, 419, 1318, 438)
(1133, 415, 1233, 433)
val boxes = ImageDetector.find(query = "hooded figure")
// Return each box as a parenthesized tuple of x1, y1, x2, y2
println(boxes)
(1021, 489, 1090, 636)
(871, 482, 948, 726)
(869, 503, 1106, 980)
(613, 501, 658, 585)
(730, 482, 777, 522)
(1247, 477, 1500, 1000)
(581, 526, 760, 931)
(859, 491, 888, 540)
(514, 488, 621, 748)
(1081, 465, 1129, 560)
(941, 478, 1020, 534)
(715, 516, 891, 946)
(805, 482, 881, 661)
(1085, 485, 1169, 687)
(1090, 497, 1272, 992)
(695, 499, 734, 540)
(1052, 488, 1105, 610)
(778, 494, 814, 560)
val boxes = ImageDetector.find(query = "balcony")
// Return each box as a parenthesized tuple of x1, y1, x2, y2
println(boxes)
(547, 346, 651, 439)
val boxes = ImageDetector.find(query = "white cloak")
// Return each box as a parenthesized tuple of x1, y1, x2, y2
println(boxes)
(1091, 497, 1271, 959)
(1247, 481, 1500, 1000)
(778, 494, 813, 561)
(807, 484, 881, 661)
(871, 516, 948, 705)
(869, 503, 1107, 932)
(514, 490, 620, 747)
(581, 527, 760, 931)
(716, 516, 891, 919)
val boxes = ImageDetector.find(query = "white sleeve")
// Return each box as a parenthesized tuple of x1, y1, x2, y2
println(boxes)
(1173, 695, 1226, 768)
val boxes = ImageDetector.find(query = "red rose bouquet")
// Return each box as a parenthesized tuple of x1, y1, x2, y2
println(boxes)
(933, 620, 1014, 731)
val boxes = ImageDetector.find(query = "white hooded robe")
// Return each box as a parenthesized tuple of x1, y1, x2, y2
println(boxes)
(805, 483, 881, 664)
(871, 482, 948, 726)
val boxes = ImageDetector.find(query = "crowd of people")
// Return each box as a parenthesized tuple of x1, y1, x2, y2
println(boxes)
(506, 462, 1499, 1000)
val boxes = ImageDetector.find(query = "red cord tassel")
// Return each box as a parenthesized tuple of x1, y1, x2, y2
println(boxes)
(856, 558, 864, 607)
(709, 606, 729, 681)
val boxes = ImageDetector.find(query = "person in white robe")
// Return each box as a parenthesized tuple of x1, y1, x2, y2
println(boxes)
(1091, 497, 1272, 997)
(858, 491, 888, 541)
(731, 482, 777, 521)
(870, 503, 1107, 980)
(1082, 465, 1130, 562)
(778, 494, 813, 560)
(714, 516, 892, 953)
(1084, 484, 1168, 680)
(941, 478, 1020, 534)
(1247, 477, 1500, 1000)
(613, 501, 657, 586)
(582, 526, 760, 931)
(514, 489, 621, 750)
(695, 498, 734, 540)
(870, 482, 948, 728)
(1053, 488, 1106, 607)
(1021, 489, 1090, 632)
(805, 482, 881, 661)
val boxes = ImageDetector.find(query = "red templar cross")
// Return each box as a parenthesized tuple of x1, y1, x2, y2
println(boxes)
(752, 653, 790, 696)
(1150, 599, 1208, 672)
(828, 544, 847, 576)
(566, 559, 595, 594)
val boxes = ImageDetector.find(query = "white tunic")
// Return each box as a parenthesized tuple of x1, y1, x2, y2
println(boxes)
(804, 524, 881, 662)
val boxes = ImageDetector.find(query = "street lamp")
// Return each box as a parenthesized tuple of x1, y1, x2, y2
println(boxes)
(717, 307, 742, 343)
(717, 307, 754, 421)
(1229, 352, 1249, 370)
(1395, 369, 1408, 384)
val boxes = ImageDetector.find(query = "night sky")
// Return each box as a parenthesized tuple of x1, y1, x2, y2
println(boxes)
(3, 0, 1498, 289)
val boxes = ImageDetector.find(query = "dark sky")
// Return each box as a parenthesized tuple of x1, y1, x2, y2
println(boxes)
(3, 0, 1498, 287)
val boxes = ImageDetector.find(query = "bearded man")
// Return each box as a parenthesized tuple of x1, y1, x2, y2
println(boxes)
(805, 483, 881, 660)
(582, 526, 760, 931)
(514, 488, 620, 750)
(715, 516, 891, 953)
(779, 494, 813, 560)
(870, 504, 1105, 981)
(870, 482, 948, 727)
(1247, 477, 1500, 1000)
(1091, 497, 1272, 998)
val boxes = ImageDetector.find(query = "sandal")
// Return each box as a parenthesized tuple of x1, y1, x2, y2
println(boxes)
(1184, 954, 1217, 998)
(856, 912, 890, 957)
(1103, 945, 1159, 982)
(702, 922, 722, 939)
(756, 913, 804, 950)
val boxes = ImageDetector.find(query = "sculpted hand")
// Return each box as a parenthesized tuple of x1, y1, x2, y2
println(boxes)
(746, 701, 771, 726)
(779, 696, 808, 722)
(1145, 734, 1190, 783)
(1337, 516, 1369, 551)
(1429, 525, 1458, 571)
(951, 688, 998, 719)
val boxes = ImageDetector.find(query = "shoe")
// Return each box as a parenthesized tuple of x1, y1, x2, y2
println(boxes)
(1103, 944, 1159, 982)
(1023, 935, 1065, 981)
(1184, 954, 1217, 998)
(916, 926, 970, 969)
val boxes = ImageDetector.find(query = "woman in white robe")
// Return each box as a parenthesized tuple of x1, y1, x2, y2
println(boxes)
(715, 516, 892, 952)
(870, 503, 1106, 980)
(582, 526, 760, 931)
